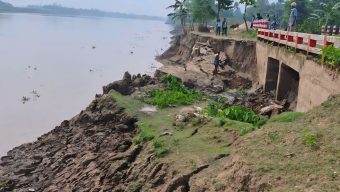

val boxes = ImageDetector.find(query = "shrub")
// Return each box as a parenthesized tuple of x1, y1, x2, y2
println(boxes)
(302, 132, 323, 149)
(322, 46, 340, 67)
(203, 97, 228, 117)
(149, 75, 203, 108)
(223, 106, 268, 128)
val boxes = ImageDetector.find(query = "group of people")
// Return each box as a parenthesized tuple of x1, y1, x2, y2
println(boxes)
(216, 18, 228, 36)
(212, 2, 298, 75)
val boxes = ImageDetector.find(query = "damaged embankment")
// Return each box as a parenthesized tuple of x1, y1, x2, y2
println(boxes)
(1, 31, 339, 192)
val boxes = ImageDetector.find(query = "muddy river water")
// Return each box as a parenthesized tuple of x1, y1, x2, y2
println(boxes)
(0, 13, 171, 156)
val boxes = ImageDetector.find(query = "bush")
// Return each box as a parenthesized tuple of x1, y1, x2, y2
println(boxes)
(322, 46, 340, 68)
(149, 75, 203, 108)
(223, 106, 268, 128)
(302, 132, 323, 149)
(203, 97, 228, 117)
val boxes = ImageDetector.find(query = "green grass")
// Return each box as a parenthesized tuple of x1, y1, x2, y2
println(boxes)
(111, 91, 231, 174)
(236, 95, 340, 191)
(268, 112, 304, 123)
(241, 30, 257, 39)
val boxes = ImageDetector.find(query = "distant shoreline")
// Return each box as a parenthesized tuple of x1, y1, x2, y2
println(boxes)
(0, 1, 165, 21)
(0, 11, 166, 22)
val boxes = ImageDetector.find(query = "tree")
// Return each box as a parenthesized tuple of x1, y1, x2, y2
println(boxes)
(233, 2, 243, 20)
(167, 0, 189, 27)
(309, 1, 340, 31)
(216, 0, 234, 20)
(239, 0, 256, 31)
(190, 0, 216, 26)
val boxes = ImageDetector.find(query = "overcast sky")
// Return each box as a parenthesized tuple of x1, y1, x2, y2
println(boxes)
(4, 0, 278, 16)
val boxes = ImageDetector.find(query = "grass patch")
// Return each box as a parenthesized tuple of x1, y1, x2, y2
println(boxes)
(241, 30, 257, 39)
(238, 95, 340, 191)
(148, 75, 203, 108)
(132, 123, 155, 144)
(268, 112, 304, 123)
(302, 131, 323, 149)
(111, 91, 230, 171)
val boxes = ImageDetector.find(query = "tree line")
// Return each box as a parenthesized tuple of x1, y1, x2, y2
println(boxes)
(167, 0, 340, 34)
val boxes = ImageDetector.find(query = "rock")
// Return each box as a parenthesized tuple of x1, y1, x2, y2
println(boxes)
(175, 115, 187, 122)
(160, 132, 173, 137)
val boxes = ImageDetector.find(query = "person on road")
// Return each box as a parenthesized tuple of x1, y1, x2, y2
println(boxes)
(216, 18, 222, 36)
(288, 2, 297, 31)
(222, 18, 228, 36)
(256, 13, 263, 20)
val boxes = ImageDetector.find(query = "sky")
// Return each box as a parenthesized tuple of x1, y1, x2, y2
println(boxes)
(4, 0, 278, 17)
(4, 0, 174, 16)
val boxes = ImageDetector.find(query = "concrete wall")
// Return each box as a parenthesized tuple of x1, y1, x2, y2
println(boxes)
(256, 41, 340, 112)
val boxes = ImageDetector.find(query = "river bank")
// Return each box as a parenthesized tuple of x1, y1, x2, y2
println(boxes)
(1, 31, 339, 191)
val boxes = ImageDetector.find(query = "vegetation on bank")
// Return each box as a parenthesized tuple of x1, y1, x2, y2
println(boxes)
(322, 46, 340, 68)
(203, 98, 268, 135)
(111, 73, 340, 190)
(146, 75, 203, 108)
(238, 96, 340, 191)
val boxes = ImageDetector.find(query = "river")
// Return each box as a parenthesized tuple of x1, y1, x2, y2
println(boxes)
(0, 13, 171, 156)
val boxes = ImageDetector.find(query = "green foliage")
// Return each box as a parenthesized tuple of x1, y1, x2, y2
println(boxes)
(149, 75, 203, 108)
(267, 131, 280, 141)
(223, 106, 268, 127)
(302, 133, 323, 149)
(167, 0, 189, 26)
(240, 126, 256, 136)
(285, 0, 340, 33)
(322, 100, 333, 108)
(133, 123, 155, 144)
(242, 30, 257, 39)
(203, 97, 228, 117)
(153, 139, 170, 157)
(216, 0, 234, 19)
(322, 46, 340, 67)
(190, 0, 216, 24)
(269, 112, 304, 123)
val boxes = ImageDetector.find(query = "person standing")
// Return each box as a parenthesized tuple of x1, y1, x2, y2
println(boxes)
(288, 2, 297, 32)
(222, 18, 228, 36)
(216, 19, 222, 36)
(213, 52, 220, 75)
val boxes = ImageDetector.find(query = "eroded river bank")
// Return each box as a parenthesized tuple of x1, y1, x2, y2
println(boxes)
(1, 30, 339, 191)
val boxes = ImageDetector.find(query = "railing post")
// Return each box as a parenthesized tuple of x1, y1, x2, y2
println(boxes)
(321, 25, 326, 35)
(327, 26, 332, 35)
(333, 26, 338, 36)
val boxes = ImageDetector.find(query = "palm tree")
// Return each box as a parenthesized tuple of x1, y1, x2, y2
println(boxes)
(167, 0, 189, 27)
(309, 1, 340, 30)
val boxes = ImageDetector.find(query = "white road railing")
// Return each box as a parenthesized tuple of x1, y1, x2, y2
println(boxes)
(257, 28, 340, 55)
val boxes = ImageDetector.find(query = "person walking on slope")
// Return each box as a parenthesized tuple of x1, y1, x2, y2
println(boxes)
(213, 52, 220, 75)
(222, 18, 228, 36)
(288, 2, 297, 32)
(216, 19, 222, 36)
